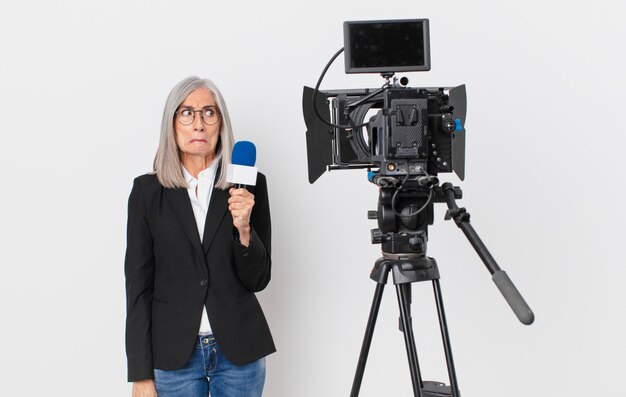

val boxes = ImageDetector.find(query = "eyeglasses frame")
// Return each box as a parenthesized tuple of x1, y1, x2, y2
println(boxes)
(175, 106, 221, 126)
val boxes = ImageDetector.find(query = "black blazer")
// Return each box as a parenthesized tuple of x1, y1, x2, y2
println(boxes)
(124, 169, 275, 382)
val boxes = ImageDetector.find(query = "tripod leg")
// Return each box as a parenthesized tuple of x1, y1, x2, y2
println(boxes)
(351, 282, 386, 397)
(433, 279, 461, 397)
(396, 283, 424, 397)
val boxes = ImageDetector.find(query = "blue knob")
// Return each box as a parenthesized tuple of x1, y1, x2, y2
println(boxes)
(368, 171, 376, 182)
(455, 119, 463, 132)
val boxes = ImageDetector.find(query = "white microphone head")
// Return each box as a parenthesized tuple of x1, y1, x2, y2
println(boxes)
(226, 164, 258, 186)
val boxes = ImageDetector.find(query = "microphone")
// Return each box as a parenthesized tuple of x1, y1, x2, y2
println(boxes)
(226, 141, 258, 188)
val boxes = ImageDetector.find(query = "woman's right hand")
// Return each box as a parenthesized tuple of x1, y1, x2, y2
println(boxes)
(132, 379, 157, 397)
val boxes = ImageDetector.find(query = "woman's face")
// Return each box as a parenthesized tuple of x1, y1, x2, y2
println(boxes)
(174, 87, 221, 161)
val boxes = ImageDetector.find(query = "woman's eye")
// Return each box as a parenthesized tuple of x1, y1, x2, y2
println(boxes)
(181, 109, 193, 116)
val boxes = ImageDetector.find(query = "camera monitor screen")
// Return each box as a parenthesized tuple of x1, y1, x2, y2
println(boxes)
(344, 19, 431, 74)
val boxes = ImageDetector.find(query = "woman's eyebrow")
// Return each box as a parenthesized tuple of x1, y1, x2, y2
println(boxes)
(178, 105, 217, 109)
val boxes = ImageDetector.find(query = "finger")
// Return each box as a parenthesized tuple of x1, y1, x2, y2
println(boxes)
(228, 195, 249, 203)
(228, 197, 255, 207)
(232, 214, 249, 226)
(230, 212, 251, 225)
(228, 204, 246, 215)
(228, 201, 254, 210)
(229, 188, 247, 196)
(230, 188, 254, 198)
(230, 208, 250, 220)
(229, 202, 245, 211)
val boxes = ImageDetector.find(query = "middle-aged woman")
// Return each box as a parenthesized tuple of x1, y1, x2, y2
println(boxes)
(125, 76, 275, 397)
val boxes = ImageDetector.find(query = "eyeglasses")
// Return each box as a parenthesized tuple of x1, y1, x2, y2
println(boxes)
(175, 106, 221, 126)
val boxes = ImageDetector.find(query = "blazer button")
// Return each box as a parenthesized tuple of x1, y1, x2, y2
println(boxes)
(200, 279, 208, 287)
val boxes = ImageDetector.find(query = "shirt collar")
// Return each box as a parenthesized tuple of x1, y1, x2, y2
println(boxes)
(181, 161, 218, 184)
(181, 165, 195, 184)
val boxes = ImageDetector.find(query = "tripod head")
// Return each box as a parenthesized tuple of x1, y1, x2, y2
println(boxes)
(367, 173, 534, 325)
(368, 173, 461, 256)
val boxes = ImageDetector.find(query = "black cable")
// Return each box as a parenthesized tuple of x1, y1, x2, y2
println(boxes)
(311, 47, 375, 130)
(390, 165, 434, 218)
(349, 101, 378, 155)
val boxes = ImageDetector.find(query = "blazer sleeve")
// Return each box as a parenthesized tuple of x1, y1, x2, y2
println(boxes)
(124, 178, 155, 382)
(233, 172, 272, 292)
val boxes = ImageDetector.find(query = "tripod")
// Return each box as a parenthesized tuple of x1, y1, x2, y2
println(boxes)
(350, 182, 534, 397)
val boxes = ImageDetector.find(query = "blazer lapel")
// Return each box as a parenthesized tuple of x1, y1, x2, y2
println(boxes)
(202, 187, 229, 255)
(165, 188, 205, 260)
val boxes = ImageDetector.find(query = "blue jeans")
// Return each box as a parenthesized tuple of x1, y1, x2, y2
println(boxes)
(154, 335, 266, 397)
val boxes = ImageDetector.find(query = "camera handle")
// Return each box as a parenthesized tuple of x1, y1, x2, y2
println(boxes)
(440, 183, 535, 325)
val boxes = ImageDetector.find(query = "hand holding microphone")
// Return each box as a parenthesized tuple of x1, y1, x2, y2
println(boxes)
(228, 188, 254, 229)
(227, 141, 258, 246)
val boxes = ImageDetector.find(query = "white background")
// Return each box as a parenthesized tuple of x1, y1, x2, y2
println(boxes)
(1, 0, 624, 396)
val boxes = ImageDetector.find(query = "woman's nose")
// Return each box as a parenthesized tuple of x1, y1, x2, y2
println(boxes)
(193, 112, 205, 132)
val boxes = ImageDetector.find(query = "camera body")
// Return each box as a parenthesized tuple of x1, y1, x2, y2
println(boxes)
(304, 19, 467, 184)
(331, 84, 466, 179)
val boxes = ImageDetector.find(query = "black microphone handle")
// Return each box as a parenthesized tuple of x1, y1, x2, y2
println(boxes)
(492, 270, 535, 325)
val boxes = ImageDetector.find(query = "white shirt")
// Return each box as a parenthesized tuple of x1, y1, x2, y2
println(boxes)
(182, 162, 218, 335)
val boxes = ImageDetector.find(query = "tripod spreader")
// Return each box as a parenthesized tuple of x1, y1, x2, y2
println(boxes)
(441, 183, 535, 325)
